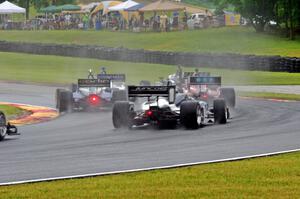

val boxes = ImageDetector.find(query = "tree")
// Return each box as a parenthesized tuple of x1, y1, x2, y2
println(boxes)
(216, 0, 299, 39)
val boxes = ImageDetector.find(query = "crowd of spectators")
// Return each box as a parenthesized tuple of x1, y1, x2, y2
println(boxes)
(1, 10, 216, 32)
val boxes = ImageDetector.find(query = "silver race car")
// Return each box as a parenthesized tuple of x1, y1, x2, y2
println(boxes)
(56, 70, 127, 112)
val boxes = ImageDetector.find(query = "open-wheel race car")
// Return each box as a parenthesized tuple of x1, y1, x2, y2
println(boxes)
(56, 71, 127, 112)
(112, 84, 230, 130)
(0, 111, 18, 141)
(184, 76, 236, 108)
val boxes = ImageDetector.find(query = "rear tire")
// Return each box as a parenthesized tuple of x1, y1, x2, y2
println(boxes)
(0, 111, 7, 141)
(220, 88, 236, 108)
(214, 99, 227, 124)
(112, 101, 131, 128)
(180, 101, 202, 129)
(56, 89, 72, 113)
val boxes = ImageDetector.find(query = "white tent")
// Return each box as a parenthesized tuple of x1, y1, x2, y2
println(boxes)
(0, 1, 26, 14)
(108, 0, 138, 11)
(81, 2, 101, 12)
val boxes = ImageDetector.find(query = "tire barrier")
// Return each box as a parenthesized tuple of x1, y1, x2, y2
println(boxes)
(0, 40, 299, 72)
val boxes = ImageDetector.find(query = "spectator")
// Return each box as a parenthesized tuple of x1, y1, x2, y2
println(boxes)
(82, 14, 89, 30)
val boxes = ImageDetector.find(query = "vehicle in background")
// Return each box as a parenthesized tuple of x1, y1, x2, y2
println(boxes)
(187, 13, 211, 29)
(0, 111, 18, 141)
(184, 76, 236, 108)
(56, 70, 127, 112)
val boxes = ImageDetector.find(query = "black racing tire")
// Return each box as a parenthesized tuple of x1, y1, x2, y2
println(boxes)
(139, 80, 151, 86)
(180, 101, 201, 129)
(220, 88, 236, 108)
(112, 101, 131, 128)
(112, 90, 127, 102)
(56, 89, 72, 113)
(0, 111, 7, 141)
(214, 99, 227, 124)
(55, 89, 64, 109)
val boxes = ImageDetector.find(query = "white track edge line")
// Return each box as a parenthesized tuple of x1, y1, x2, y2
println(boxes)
(1, 148, 300, 186)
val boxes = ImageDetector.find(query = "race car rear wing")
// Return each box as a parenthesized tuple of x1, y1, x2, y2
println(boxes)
(189, 76, 221, 85)
(78, 79, 111, 87)
(97, 74, 126, 82)
(128, 85, 176, 104)
(183, 72, 211, 78)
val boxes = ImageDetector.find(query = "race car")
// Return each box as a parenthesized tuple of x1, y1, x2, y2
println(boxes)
(56, 71, 127, 112)
(112, 85, 229, 129)
(185, 76, 236, 108)
(0, 111, 18, 141)
(158, 67, 210, 91)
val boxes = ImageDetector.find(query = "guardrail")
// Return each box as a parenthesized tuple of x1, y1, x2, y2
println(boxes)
(0, 41, 299, 72)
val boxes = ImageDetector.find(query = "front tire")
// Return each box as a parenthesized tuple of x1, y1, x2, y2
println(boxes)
(214, 99, 227, 124)
(112, 101, 131, 128)
(180, 101, 203, 129)
(220, 88, 236, 108)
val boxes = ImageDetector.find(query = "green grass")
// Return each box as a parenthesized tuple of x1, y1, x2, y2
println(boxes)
(238, 91, 300, 101)
(1, 151, 299, 198)
(0, 27, 299, 57)
(0, 105, 25, 119)
(1, 52, 300, 85)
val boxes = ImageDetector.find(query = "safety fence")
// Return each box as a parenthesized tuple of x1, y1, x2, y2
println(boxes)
(0, 41, 299, 72)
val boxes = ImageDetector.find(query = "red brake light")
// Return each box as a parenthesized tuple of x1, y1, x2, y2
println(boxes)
(201, 93, 208, 99)
(88, 94, 100, 105)
(146, 110, 153, 117)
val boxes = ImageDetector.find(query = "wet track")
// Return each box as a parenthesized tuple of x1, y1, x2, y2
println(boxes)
(0, 83, 299, 184)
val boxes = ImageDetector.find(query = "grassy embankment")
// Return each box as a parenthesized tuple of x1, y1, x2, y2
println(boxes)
(0, 27, 299, 57)
(1, 52, 300, 86)
(238, 91, 300, 101)
(0, 105, 25, 120)
(0, 151, 299, 198)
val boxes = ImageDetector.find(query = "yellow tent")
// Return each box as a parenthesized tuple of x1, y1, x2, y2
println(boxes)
(91, 1, 122, 16)
(91, 1, 134, 20)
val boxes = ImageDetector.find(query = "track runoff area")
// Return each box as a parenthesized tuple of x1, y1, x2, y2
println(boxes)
(0, 71, 299, 185)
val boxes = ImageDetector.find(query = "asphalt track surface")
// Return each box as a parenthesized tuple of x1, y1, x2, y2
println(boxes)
(0, 83, 299, 184)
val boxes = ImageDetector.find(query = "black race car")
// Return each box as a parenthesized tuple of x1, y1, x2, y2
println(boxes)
(0, 111, 18, 141)
(112, 85, 229, 129)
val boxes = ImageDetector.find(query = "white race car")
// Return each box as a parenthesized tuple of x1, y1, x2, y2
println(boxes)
(56, 72, 127, 112)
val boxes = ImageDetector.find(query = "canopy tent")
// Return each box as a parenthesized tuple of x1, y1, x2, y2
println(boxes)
(124, 3, 144, 12)
(56, 4, 81, 12)
(180, 4, 213, 16)
(40, 4, 80, 13)
(39, 5, 58, 13)
(80, 2, 101, 12)
(109, 0, 139, 11)
(0, 1, 26, 14)
(91, 1, 122, 16)
(62, 10, 89, 14)
(139, 0, 185, 12)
